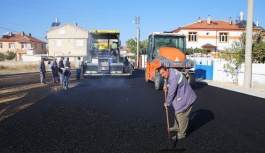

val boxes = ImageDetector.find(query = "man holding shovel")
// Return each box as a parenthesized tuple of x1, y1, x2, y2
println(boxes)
(158, 66, 197, 140)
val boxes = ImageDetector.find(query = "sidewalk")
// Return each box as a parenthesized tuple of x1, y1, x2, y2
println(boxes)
(196, 79, 265, 99)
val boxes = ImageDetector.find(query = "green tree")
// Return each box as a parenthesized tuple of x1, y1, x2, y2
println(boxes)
(186, 48, 194, 55)
(4, 50, 16, 60)
(193, 47, 207, 57)
(252, 32, 265, 63)
(126, 38, 137, 57)
(219, 40, 244, 84)
(140, 39, 148, 54)
(126, 38, 148, 58)
(219, 32, 265, 84)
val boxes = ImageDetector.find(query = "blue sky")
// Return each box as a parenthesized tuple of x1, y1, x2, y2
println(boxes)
(0, 0, 264, 46)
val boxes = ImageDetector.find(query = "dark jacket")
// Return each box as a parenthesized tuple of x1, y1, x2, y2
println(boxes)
(62, 67, 71, 77)
(123, 59, 129, 66)
(59, 60, 64, 68)
(51, 61, 58, 71)
(39, 61, 46, 72)
(65, 60, 71, 68)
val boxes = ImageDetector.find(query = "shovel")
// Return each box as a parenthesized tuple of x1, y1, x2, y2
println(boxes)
(157, 90, 186, 152)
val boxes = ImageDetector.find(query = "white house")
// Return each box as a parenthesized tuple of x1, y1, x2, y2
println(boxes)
(46, 23, 90, 61)
(172, 13, 263, 56)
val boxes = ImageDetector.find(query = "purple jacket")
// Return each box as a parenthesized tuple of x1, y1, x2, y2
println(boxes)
(164, 68, 197, 113)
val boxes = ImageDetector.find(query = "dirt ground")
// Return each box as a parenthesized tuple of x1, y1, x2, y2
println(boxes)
(0, 71, 81, 121)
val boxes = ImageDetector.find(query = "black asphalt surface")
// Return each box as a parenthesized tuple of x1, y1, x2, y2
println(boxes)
(0, 69, 265, 152)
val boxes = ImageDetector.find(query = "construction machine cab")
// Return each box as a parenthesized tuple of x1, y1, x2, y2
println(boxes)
(145, 32, 195, 90)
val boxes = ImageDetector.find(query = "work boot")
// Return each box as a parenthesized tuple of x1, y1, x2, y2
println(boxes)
(171, 136, 185, 140)
(169, 127, 179, 132)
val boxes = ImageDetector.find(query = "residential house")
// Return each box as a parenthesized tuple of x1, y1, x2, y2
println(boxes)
(46, 23, 90, 61)
(0, 32, 47, 61)
(119, 46, 134, 57)
(172, 12, 263, 57)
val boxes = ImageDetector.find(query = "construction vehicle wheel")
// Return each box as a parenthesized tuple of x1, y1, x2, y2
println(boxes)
(155, 71, 164, 90)
(188, 73, 195, 89)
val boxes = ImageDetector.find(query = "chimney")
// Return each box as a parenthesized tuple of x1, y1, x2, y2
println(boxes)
(256, 21, 259, 26)
(28, 33, 31, 37)
(21, 31, 25, 36)
(56, 18, 58, 23)
(207, 15, 211, 24)
(198, 17, 202, 23)
(75, 23, 78, 26)
(240, 12, 244, 21)
(229, 17, 232, 25)
(8, 32, 13, 36)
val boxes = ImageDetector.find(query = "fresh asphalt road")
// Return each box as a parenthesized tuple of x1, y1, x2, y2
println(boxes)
(0, 69, 265, 152)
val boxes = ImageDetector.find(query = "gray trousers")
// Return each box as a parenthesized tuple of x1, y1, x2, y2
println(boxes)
(59, 73, 64, 84)
(173, 105, 193, 139)
(52, 70, 59, 82)
(40, 71, 45, 83)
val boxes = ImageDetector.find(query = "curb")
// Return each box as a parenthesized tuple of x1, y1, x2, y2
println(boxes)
(196, 79, 265, 99)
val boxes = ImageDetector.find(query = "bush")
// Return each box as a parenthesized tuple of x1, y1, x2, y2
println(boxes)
(4, 50, 16, 60)
(0, 52, 4, 61)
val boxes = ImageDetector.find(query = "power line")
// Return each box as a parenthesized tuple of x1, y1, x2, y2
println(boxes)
(0, 27, 19, 33)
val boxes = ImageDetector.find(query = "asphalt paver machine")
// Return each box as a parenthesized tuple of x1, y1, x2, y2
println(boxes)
(84, 30, 133, 77)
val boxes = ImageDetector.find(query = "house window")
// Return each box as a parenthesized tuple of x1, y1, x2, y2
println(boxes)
(22, 43, 27, 49)
(55, 40, 62, 46)
(189, 32, 197, 41)
(59, 29, 65, 34)
(220, 33, 228, 42)
(9, 43, 15, 49)
(76, 40, 83, 46)
(0, 43, 2, 48)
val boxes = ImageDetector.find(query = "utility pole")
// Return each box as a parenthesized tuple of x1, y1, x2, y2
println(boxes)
(135, 16, 140, 68)
(244, 0, 254, 88)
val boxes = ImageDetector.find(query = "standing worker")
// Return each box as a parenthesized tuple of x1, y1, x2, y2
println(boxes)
(51, 58, 60, 83)
(65, 57, 71, 69)
(123, 56, 129, 66)
(75, 57, 83, 80)
(39, 58, 46, 84)
(58, 67, 71, 90)
(59, 57, 65, 84)
(158, 66, 196, 140)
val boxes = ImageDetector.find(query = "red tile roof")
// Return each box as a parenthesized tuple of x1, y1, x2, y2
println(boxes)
(201, 43, 217, 48)
(120, 46, 130, 51)
(0, 33, 46, 44)
(172, 20, 244, 32)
